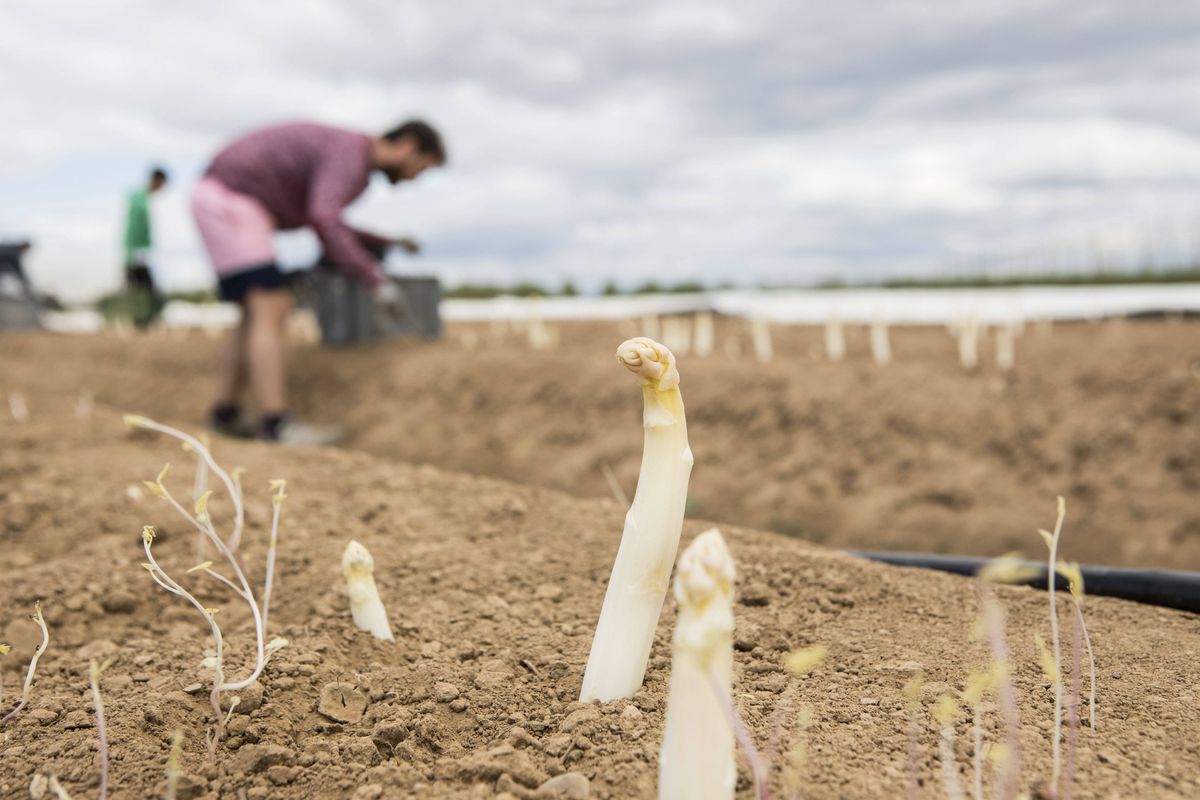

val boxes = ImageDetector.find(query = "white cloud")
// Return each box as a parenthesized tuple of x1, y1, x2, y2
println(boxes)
(3, 0, 1200, 300)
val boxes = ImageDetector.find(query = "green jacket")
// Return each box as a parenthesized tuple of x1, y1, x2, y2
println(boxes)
(123, 189, 152, 264)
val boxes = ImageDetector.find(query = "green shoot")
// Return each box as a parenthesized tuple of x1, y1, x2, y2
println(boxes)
(0, 601, 50, 727)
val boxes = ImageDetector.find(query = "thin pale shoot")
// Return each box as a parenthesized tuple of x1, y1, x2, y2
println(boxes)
(0, 601, 50, 727)
(934, 695, 965, 800)
(89, 657, 113, 800)
(1038, 497, 1067, 789)
(1056, 560, 1096, 731)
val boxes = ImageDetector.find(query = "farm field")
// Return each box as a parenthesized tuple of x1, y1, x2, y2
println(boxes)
(0, 391, 1198, 798)
(3, 317, 1198, 568)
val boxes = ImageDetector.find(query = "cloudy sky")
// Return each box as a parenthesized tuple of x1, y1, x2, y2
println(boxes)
(3, 0, 1200, 300)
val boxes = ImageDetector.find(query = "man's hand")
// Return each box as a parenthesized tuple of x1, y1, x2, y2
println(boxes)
(393, 237, 421, 255)
(375, 281, 402, 306)
(374, 280, 410, 329)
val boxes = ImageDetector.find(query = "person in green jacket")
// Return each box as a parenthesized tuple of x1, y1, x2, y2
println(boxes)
(123, 167, 168, 328)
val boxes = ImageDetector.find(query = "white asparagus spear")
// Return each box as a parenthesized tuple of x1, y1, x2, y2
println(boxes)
(342, 540, 394, 641)
(659, 529, 736, 800)
(581, 338, 693, 702)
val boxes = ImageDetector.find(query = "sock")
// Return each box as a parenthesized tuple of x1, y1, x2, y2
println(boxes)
(261, 412, 289, 440)
(211, 403, 240, 424)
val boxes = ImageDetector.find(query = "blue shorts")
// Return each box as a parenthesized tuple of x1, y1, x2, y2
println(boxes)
(217, 264, 289, 303)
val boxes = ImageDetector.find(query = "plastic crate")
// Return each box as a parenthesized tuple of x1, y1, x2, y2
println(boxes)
(310, 266, 441, 345)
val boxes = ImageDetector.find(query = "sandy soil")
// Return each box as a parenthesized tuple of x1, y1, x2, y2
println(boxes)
(2, 317, 1198, 569)
(0, 388, 1198, 798)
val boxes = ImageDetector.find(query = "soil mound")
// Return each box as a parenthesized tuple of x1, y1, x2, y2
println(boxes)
(1, 396, 1197, 798)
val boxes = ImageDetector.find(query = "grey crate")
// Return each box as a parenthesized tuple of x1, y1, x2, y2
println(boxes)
(0, 273, 40, 331)
(310, 267, 440, 345)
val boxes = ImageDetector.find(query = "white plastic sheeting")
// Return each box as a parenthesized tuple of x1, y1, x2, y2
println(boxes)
(442, 285, 1200, 326)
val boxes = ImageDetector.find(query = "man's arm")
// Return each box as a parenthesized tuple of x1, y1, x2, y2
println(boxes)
(349, 227, 392, 255)
(307, 147, 387, 288)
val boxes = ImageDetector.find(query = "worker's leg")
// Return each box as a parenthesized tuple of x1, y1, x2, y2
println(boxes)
(213, 311, 249, 408)
(244, 287, 294, 418)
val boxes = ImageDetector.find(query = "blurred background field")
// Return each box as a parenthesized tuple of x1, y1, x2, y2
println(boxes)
(4, 312, 1197, 569)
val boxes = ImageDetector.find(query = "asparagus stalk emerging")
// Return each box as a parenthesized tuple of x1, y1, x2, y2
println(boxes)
(581, 338, 694, 702)
(659, 529, 736, 800)
(342, 540, 395, 641)
(1037, 497, 1067, 788)
(0, 602, 49, 727)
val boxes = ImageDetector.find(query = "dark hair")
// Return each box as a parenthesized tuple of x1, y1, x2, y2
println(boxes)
(383, 119, 447, 165)
(150, 166, 169, 184)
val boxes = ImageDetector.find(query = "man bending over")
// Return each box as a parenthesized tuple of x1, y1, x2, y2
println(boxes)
(192, 119, 446, 443)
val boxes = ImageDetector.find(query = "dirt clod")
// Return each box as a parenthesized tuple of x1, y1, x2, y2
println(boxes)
(236, 743, 295, 774)
(535, 772, 591, 799)
(318, 682, 367, 724)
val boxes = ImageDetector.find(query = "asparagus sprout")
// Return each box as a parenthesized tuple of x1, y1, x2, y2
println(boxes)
(1056, 560, 1095, 732)
(131, 417, 287, 763)
(0, 643, 8, 709)
(0, 601, 50, 727)
(125, 415, 246, 553)
(960, 672, 992, 800)
(957, 318, 979, 370)
(1036, 496, 1067, 788)
(750, 317, 773, 363)
(659, 529, 736, 800)
(342, 540, 395, 641)
(870, 319, 892, 366)
(902, 674, 923, 800)
(824, 317, 845, 362)
(581, 338, 693, 702)
(975, 559, 1025, 800)
(995, 325, 1015, 371)
(76, 392, 94, 420)
(934, 694, 965, 800)
(693, 311, 715, 357)
(47, 775, 74, 800)
(8, 391, 29, 423)
(89, 658, 113, 800)
(662, 316, 692, 357)
(599, 461, 629, 507)
(165, 730, 184, 800)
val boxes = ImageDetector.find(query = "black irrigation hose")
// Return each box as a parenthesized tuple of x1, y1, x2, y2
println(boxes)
(847, 551, 1200, 614)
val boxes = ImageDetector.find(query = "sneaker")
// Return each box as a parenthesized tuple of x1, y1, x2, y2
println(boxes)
(261, 417, 344, 447)
(208, 406, 257, 439)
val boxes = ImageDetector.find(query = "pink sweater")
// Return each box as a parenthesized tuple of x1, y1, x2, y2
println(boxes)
(206, 122, 388, 286)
